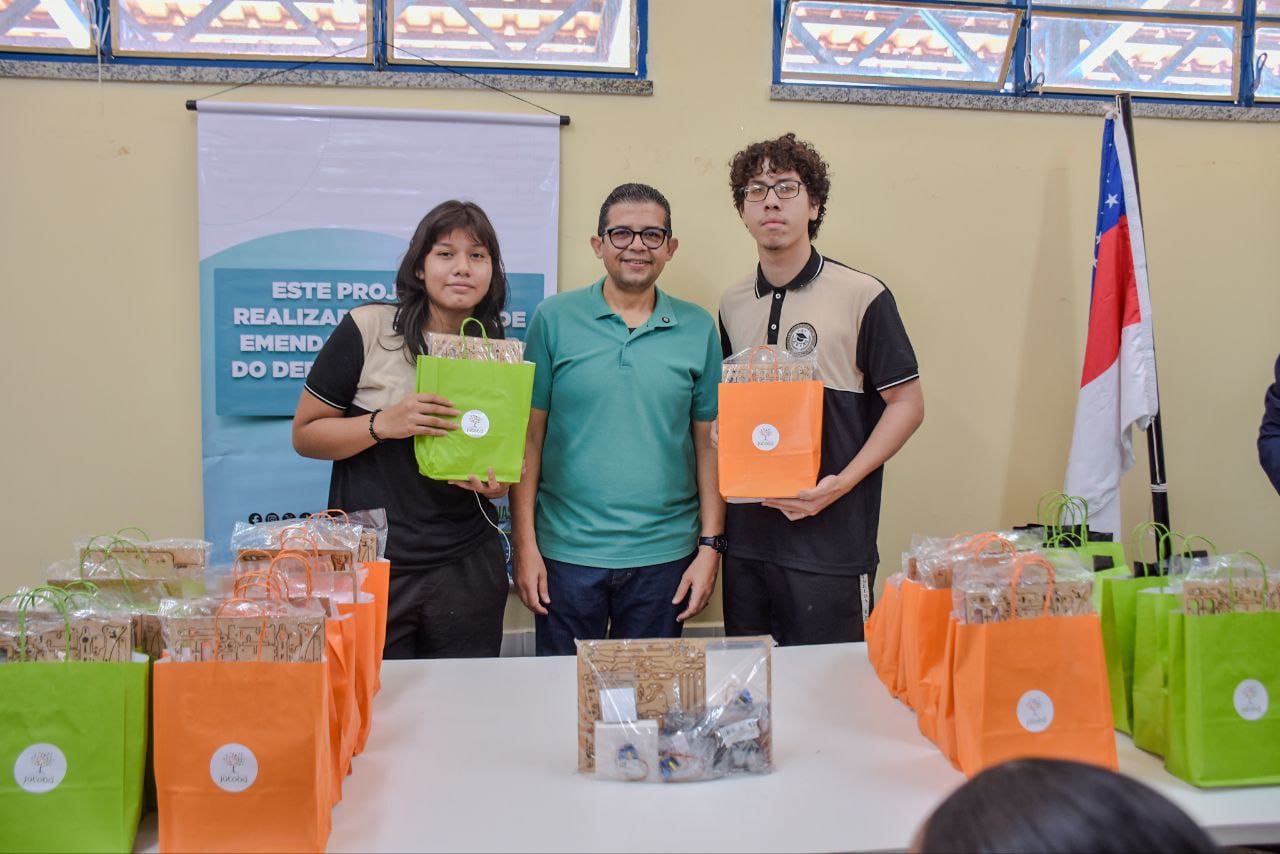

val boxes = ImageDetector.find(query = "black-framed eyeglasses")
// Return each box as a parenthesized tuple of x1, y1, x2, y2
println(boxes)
(741, 180, 805, 203)
(602, 226, 671, 250)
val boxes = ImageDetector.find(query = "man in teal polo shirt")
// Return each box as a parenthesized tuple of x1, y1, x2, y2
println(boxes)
(511, 183, 725, 656)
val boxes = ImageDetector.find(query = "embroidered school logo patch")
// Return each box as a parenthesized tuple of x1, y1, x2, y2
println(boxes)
(211, 743, 259, 792)
(1016, 690, 1054, 733)
(1234, 679, 1269, 721)
(461, 410, 490, 439)
(785, 322, 817, 357)
(14, 743, 67, 794)
(752, 424, 780, 451)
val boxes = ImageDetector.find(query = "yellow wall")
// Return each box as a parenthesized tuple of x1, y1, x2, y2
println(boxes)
(2, 1, 1278, 632)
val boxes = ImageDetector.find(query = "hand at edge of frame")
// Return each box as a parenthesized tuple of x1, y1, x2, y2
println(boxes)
(449, 467, 509, 499)
(514, 541, 550, 616)
(674, 548, 720, 622)
(762, 474, 851, 522)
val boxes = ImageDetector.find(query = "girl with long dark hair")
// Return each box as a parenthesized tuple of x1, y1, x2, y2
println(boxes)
(293, 200, 512, 658)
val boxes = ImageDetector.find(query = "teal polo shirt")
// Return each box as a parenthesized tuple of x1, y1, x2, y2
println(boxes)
(525, 277, 721, 568)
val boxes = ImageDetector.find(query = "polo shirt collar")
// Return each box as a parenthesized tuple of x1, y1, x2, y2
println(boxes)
(590, 277, 679, 328)
(755, 246, 824, 298)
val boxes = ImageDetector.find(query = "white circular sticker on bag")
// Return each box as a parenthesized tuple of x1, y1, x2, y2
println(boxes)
(1234, 679, 1269, 721)
(461, 410, 490, 439)
(751, 423, 780, 451)
(14, 743, 67, 794)
(1016, 690, 1055, 733)
(210, 743, 258, 793)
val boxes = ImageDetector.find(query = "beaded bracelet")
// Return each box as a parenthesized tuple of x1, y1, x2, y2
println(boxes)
(368, 409, 384, 443)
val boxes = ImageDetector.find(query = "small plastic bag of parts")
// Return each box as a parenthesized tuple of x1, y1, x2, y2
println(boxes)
(426, 329, 526, 364)
(587, 637, 773, 784)
(1183, 551, 1278, 615)
(721, 344, 819, 384)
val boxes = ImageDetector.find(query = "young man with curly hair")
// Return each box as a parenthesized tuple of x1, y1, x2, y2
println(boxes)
(717, 133, 925, 645)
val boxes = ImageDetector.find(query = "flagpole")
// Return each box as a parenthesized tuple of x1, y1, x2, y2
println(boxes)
(1116, 93, 1173, 559)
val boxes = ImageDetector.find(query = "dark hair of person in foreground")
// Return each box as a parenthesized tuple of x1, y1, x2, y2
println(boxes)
(917, 758, 1217, 854)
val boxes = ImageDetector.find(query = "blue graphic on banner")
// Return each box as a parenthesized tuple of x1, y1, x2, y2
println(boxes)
(200, 228, 544, 562)
(214, 268, 393, 416)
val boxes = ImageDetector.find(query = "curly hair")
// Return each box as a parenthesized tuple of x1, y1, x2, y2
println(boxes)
(728, 133, 831, 239)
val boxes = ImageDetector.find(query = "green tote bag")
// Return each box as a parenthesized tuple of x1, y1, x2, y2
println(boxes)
(414, 318, 535, 484)
(1166, 608, 1280, 787)
(1130, 585, 1183, 755)
(0, 650, 149, 853)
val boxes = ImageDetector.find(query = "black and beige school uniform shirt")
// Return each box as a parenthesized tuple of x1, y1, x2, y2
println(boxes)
(718, 248, 919, 576)
(304, 303, 499, 572)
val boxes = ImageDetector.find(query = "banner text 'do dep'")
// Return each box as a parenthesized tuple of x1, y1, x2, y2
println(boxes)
(214, 267, 543, 417)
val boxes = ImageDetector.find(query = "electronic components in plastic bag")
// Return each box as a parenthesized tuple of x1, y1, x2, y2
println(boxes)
(593, 699, 772, 783)
(584, 637, 774, 783)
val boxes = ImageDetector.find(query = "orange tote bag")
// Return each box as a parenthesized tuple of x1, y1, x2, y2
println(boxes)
(360, 560, 390, 693)
(337, 595, 378, 756)
(951, 558, 1117, 777)
(153, 604, 332, 853)
(866, 575, 905, 697)
(717, 353, 822, 500)
(324, 613, 359, 804)
(899, 580, 954, 720)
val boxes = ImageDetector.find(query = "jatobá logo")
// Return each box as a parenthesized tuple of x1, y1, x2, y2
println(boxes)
(14, 743, 67, 793)
(210, 742, 259, 792)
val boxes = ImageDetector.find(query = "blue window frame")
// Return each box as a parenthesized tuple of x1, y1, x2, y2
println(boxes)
(0, 0, 647, 79)
(775, 0, 1276, 107)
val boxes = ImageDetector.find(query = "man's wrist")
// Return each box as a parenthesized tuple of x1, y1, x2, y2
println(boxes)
(698, 534, 728, 554)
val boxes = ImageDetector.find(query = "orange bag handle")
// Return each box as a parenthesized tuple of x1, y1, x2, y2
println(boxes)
(232, 570, 289, 600)
(277, 522, 312, 538)
(963, 533, 1015, 556)
(312, 509, 350, 524)
(268, 550, 315, 598)
(233, 548, 278, 571)
(212, 597, 269, 660)
(745, 345, 780, 382)
(279, 530, 322, 559)
(1010, 554, 1055, 619)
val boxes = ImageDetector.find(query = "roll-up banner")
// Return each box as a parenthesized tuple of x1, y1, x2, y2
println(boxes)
(198, 103, 559, 561)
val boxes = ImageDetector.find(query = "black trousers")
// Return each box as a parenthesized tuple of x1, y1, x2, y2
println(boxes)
(383, 536, 508, 659)
(722, 555, 874, 646)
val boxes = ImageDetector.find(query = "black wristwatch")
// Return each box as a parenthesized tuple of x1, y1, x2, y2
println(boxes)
(698, 535, 729, 554)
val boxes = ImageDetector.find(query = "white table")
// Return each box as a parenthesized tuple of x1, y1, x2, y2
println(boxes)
(137, 644, 1280, 852)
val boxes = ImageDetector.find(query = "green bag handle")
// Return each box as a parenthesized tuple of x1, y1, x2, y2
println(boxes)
(42, 580, 102, 611)
(81, 535, 144, 603)
(1179, 534, 1217, 557)
(115, 526, 151, 542)
(0, 588, 71, 662)
(1128, 520, 1170, 567)
(1036, 491, 1069, 528)
(1043, 494, 1088, 546)
(458, 316, 494, 361)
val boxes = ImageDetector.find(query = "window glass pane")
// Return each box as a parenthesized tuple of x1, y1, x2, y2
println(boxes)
(1028, 0, 1240, 15)
(780, 1, 1020, 88)
(0, 0, 94, 52)
(1030, 13, 1237, 98)
(114, 0, 370, 60)
(1254, 25, 1280, 99)
(389, 0, 636, 73)
(1258, 0, 1280, 14)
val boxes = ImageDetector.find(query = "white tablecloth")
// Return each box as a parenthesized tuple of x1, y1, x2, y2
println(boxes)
(136, 643, 1280, 852)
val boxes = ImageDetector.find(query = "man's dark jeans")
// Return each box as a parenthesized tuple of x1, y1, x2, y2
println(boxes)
(534, 551, 696, 656)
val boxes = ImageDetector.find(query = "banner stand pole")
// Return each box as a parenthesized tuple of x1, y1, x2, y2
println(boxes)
(1116, 93, 1172, 560)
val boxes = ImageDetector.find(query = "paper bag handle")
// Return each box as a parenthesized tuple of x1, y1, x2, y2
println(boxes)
(1010, 554, 1055, 619)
